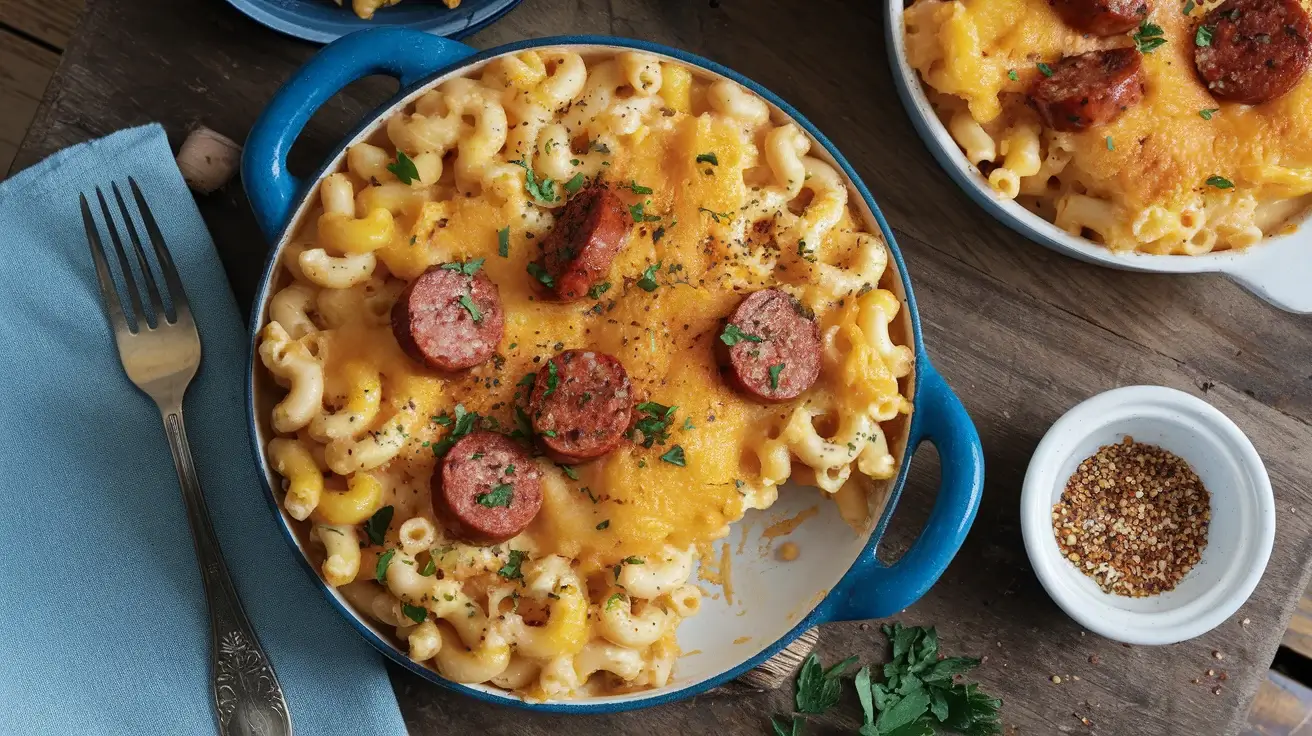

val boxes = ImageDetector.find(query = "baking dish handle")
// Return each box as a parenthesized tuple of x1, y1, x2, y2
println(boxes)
(1222, 236, 1312, 314)
(242, 28, 477, 240)
(821, 359, 984, 622)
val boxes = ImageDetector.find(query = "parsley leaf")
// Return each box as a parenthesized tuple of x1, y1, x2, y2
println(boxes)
(682, 417, 694, 430)
(1199, 108, 1219, 120)
(440, 258, 484, 276)
(622, 556, 644, 565)
(795, 653, 856, 713)
(768, 363, 785, 391)
(659, 445, 686, 466)
(772, 716, 803, 736)
(631, 402, 677, 447)
(1183, 0, 1195, 14)
(375, 549, 395, 582)
(1135, 20, 1167, 53)
(1206, 175, 1234, 189)
(720, 323, 765, 346)
(696, 152, 719, 166)
(497, 549, 527, 580)
(698, 206, 731, 223)
(509, 158, 558, 203)
(1036, 62, 1053, 77)
(527, 262, 555, 289)
(363, 505, 394, 546)
(543, 360, 559, 397)
(477, 483, 514, 508)
(458, 294, 483, 323)
(623, 180, 654, 194)
(517, 372, 537, 388)
(563, 173, 586, 194)
(637, 261, 661, 292)
(419, 557, 437, 576)
(1006, 69, 1018, 81)
(429, 404, 478, 457)
(1105, 136, 1114, 151)
(629, 200, 662, 223)
(560, 465, 579, 480)
(401, 603, 427, 624)
(596, 519, 610, 530)
(652, 225, 667, 243)
(588, 281, 611, 299)
(1195, 24, 1214, 47)
(387, 151, 420, 184)
(605, 592, 625, 610)
(497, 227, 510, 257)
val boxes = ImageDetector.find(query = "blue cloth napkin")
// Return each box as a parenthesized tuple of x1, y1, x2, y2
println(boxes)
(0, 125, 408, 736)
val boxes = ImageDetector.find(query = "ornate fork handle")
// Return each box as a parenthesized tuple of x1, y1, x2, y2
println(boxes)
(163, 407, 292, 736)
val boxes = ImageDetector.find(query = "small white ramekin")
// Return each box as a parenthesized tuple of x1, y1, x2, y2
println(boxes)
(1020, 385, 1275, 645)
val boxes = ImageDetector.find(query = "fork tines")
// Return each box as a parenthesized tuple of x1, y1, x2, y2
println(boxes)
(80, 177, 191, 335)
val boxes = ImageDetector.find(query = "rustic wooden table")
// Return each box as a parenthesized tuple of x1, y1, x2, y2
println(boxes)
(14, 0, 1312, 733)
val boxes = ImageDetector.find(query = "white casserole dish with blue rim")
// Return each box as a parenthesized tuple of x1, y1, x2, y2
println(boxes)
(885, 1, 1312, 315)
(241, 28, 987, 712)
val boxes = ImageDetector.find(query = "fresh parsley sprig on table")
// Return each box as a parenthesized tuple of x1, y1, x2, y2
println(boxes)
(774, 624, 1001, 736)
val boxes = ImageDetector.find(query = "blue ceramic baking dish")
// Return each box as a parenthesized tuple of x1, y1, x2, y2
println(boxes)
(225, 0, 522, 44)
(241, 28, 986, 712)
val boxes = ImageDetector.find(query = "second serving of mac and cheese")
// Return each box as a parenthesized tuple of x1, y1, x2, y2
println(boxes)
(257, 47, 913, 699)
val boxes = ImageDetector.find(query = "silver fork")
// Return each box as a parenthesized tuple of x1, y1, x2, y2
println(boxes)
(81, 179, 292, 736)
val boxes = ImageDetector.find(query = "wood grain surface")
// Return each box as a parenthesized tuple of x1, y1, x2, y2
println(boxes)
(12, 1, 1312, 734)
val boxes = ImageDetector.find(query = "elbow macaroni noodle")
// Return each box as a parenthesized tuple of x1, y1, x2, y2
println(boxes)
(904, 0, 1312, 254)
(258, 49, 913, 699)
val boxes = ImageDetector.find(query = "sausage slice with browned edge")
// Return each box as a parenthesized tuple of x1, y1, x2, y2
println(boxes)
(1194, 0, 1311, 105)
(538, 184, 630, 301)
(392, 264, 504, 371)
(435, 431, 542, 544)
(529, 350, 633, 463)
(1029, 48, 1145, 132)
(1050, 0, 1150, 36)
(718, 288, 821, 404)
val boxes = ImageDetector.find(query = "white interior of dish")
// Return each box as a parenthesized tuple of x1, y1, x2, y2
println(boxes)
(1020, 386, 1274, 644)
(883, 0, 1312, 313)
(249, 44, 919, 705)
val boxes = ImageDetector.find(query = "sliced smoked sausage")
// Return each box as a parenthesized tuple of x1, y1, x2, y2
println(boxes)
(538, 184, 630, 301)
(718, 288, 821, 404)
(1029, 48, 1145, 132)
(1050, 0, 1151, 36)
(392, 264, 504, 371)
(434, 431, 542, 544)
(1194, 0, 1311, 105)
(529, 350, 633, 462)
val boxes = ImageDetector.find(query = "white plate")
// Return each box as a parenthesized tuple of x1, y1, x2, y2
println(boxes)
(884, 2, 1312, 314)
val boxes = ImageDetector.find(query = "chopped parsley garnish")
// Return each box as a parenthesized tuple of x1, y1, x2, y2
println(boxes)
(1206, 175, 1234, 189)
(720, 323, 765, 346)
(1036, 62, 1054, 77)
(698, 206, 731, 223)
(527, 262, 555, 289)
(794, 652, 857, 715)
(1007, 69, 1018, 81)
(579, 486, 599, 503)
(768, 363, 785, 391)
(541, 429, 557, 438)
(588, 281, 611, 299)
(497, 549, 527, 580)
(517, 372, 537, 387)
(629, 200, 662, 223)
(623, 180, 654, 195)
(1135, 20, 1168, 53)
(591, 140, 611, 154)
(1195, 24, 1214, 47)
(429, 404, 478, 457)
(419, 557, 437, 576)
(375, 549, 395, 582)
(1199, 108, 1219, 120)
(543, 361, 559, 397)
(497, 227, 510, 257)
(696, 152, 719, 166)
(596, 520, 610, 530)
(560, 465, 579, 480)
(660, 445, 686, 466)
(387, 151, 420, 184)
(563, 173, 586, 194)
(637, 261, 662, 292)
(509, 159, 558, 203)
(652, 225, 667, 244)
(1183, 0, 1195, 14)
(1106, 136, 1115, 151)
(505, 464, 515, 475)
(682, 417, 695, 431)
(622, 556, 645, 565)
(401, 604, 427, 624)
(606, 592, 625, 611)
(363, 505, 394, 546)
(477, 483, 514, 508)
(458, 294, 483, 323)
(632, 402, 677, 447)
(441, 258, 484, 276)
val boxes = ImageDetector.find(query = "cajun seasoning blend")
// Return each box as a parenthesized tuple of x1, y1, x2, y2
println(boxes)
(1052, 436, 1211, 597)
